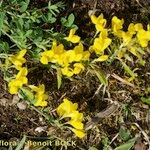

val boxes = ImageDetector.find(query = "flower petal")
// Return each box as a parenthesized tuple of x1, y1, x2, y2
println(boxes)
(71, 128, 85, 138)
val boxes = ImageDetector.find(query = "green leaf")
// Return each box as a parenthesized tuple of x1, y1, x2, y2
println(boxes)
(0, 42, 9, 53)
(47, 12, 56, 23)
(16, 17, 24, 30)
(121, 61, 136, 79)
(67, 13, 75, 26)
(48, 3, 58, 11)
(114, 138, 136, 150)
(94, 69, 108, 85)
(0, 0, 3, 7)
(61, 17, 67, 25)
(101, 136, 112, 150)
(25, 30, 32, 37)
(141, 97, 150, 105)
(90, 64, 108, 85)
(61, 13, 75, 27)
(0, 12, 5, 35)
(138, 58, 145, 66)
(57, 68, 62, 89)
(48, 2, 59, 16)
(119, 126, 131, 141)
(15, 135, 27, 150)
(20, 0, 30, 12)
(8, 145, 13, 150)
(88, 147, 98, 150)
(19, 88, 34, 101)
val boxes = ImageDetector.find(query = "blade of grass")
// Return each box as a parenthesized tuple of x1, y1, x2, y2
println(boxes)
(57, 68, 62, 89)
(15, 135, 27, 150)
(114, 138, 136, 150)
(90, 64, 108, 85)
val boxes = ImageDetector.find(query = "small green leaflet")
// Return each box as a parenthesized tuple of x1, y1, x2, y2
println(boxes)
(141, 97, 150, 105)
(114, 138, 136, 150)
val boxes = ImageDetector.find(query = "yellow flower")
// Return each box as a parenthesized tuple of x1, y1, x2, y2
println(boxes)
(61, 67, 74, 77)
(134, 23, 143, 31)
(16, 67, 28, 80)
(66, 111, 84, 130)
(56, 99, 85, 138)
(121, 23, 136, 45)
(66, 43, 90, 63)
(40, 50, 53, 64)
(56, 98, 78, 117)
(71, 43, 84, 62)
(112, 16, 124, 37)
(122, 32, 133, 45)
(128, 47, 138, 56)
(90, 14, 106, 31)
(117, 49, 126, 59)
(93, 55, 109, 62)
(73, 43, 90, 61)
(92, 29, 112, 55)
(68, 120, 84, 130)
(137, 29, 150, 47)
(65, 50, 76, 63)
(40, 42, 65, 66)
(65, 29, 80, 43)
(71, 128, 85, 138)
(61, 63, 85, 77)
(52, 44, 65, 66)
(73, 63, 85, 74)
(9, 80, 22, 94)
(9, 49, 27, 70)
(128, 23, 136, 35)
(34, 97, 48, 107)
(29, 84, 48, 107)
(65, 110, 83, 121)
(82, 51, 90, 61)
(8, 67, 28, 94)
(59, 52, 70, 67)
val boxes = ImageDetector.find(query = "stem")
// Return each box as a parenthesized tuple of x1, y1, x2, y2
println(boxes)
(108, 43, 125, 64)
(30, 105, 50, 121)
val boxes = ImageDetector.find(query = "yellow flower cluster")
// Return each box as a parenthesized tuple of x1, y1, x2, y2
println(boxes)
(90, 14, 150, 62)
(6, 14, 150, 107)
(40, 41, 90, 77)
(91, 29, 111, 55)
(8, 67, 28, 94)
(65, 28, 80, 43)
(90, 14, 111, 62)
(111, 17, 150, 47)
(8, 50, 28, 94)
(56, 98, 85, 138)
(111, 16, 124, 37)
(136, 24, 150, 47)
(110, 17, 150, 61)
(9, 49, 27, 70)
(91, 13, 106, 32)
(8, 50, 48, 107)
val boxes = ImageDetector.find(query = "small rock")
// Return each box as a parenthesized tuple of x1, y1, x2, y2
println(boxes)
(17, 102, 27, 110)
(9, 95, 20, 105)
(0, 98, 7, 106)
(134, 138, 146, 150)
(35, 126, 47, 133)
